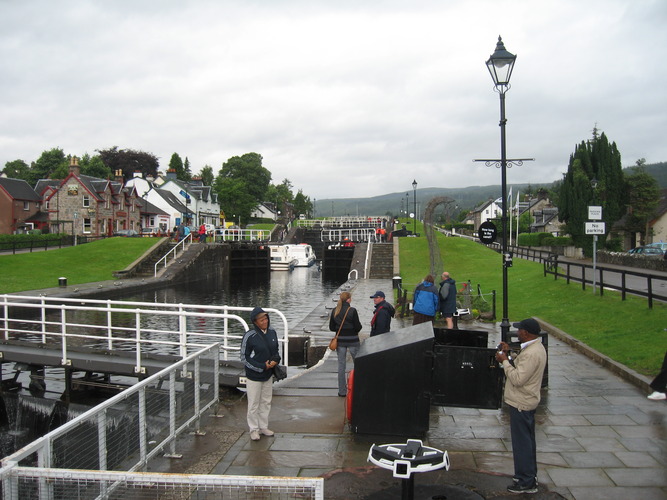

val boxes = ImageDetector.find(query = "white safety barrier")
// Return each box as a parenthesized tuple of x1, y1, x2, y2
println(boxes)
(0, 344, 324, 499)
(0, 295, 290, 368)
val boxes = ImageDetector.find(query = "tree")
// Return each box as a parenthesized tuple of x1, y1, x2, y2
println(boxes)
(200, 165, 214, 186)
(97, 147, 159, 182)
(79, 153, 112, 179)
(214, 153, 272, 223)
(556, 130, 626, 255)
(624, 160, 660, 245)
(31, 148, 68, 185)
(183, 157, 192, 182)
(293, 189, 313, 217)
(168, 153, 184, 179)
(2, 159, 31, 182)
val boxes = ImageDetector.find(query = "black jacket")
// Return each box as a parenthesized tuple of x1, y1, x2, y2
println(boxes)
(241, 307, 281, 382)
(370, 300, 395, 336)
(329, 302, 363, 346)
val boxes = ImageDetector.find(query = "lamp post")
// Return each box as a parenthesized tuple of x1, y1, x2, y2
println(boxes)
(486, 36, 516, 342)
(412, 180, 418, 236)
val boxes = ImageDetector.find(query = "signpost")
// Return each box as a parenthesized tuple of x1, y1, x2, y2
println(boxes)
(585, 206, 604, 294)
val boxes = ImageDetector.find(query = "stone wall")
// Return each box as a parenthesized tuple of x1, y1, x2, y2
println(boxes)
(597, 250, 667, 271)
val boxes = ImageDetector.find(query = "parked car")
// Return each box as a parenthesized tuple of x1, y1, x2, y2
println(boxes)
(627, 245, 663, 256)
(140, 227, 162, 237)
(114, 229, 139, 237)
(645, 242, 667, 254)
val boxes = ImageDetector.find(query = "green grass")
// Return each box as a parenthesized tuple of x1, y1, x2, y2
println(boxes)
(399, 225, 667, 376)
(0, 237, 159, 293)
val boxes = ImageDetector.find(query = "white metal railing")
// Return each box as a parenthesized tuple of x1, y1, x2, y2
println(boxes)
(364, 241, 372, 279)
(154, 232, 192, 276)
(214, 228, 270, 242)
(1, 344, 218, 475)
(0, 295, 291, 369)
(1, 468, 324, 499)
(322, 228, 378, 242)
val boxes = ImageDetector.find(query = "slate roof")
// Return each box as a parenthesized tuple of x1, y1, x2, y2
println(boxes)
(0, 177, 41, 201)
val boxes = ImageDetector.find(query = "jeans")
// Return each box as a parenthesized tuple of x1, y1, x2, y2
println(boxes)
(509, 405, 537, 487)
(336, 343, 359, 396)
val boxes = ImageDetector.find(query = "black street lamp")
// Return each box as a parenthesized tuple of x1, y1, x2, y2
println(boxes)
(487, 36, 516, 342)
(412, 179, 418, 236)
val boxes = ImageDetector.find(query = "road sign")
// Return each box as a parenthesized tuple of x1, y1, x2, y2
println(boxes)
(478, 221, 497, 244)
(588, 206, 602, 220)
(585, 222, 606, 235)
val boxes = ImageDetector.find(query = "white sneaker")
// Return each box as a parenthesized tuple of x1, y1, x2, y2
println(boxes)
(260, 428, 274, 436)
(647, 391, 666, 401)
(250, 430, 260, 441)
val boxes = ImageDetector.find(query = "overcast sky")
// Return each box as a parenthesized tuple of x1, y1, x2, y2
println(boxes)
(1, 0, 665, 199)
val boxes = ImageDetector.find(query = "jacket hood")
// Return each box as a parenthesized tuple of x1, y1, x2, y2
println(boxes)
(250, 306, 270, 327)
(421, 281, 434, 288)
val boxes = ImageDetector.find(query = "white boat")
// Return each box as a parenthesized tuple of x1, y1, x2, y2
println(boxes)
(268, 244, 316, 271)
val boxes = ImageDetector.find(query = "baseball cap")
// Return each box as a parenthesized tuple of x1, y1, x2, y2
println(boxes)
(370, 291, 385, 299)
(512, 318, 540, 335)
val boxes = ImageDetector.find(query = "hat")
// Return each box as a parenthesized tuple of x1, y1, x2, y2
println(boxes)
(512, 318, 540, 335)
(370, 291, 385, 299)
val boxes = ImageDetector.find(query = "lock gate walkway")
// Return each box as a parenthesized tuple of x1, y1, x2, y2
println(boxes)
(145, 278, 667, 500)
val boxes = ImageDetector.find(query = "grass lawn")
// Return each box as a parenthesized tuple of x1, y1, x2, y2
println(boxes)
(0, 237, 159, 294)
(398, 223, 667, 376)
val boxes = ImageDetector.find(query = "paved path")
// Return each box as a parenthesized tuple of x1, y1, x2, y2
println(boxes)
(150, 278, 666, 499)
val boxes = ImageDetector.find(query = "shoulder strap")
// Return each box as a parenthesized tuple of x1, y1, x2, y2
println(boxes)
(334, 307, 350, 339)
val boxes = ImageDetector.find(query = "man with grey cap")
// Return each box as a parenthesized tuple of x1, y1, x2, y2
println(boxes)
(369, 291, 395, 337)
(495, 318, 547, 495)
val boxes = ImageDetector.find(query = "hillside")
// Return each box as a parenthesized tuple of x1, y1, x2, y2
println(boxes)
(317, 161, 666, 217)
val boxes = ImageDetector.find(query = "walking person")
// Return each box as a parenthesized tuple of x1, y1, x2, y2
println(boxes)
(495, 318, 547, 494)
(647, 351, 667, 400)
(198, 224, 207, 243)
(438, 271, 457, 329)
(329, 292, 362, 397)
(369, 291, 395, 337)
(240, 307, 281, 441)
(412, 274, 439, 325)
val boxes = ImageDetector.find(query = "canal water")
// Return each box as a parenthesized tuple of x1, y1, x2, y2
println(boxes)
(0, 266, 343, 459)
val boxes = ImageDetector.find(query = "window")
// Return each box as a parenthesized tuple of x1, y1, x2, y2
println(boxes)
(105, 197, 110, 209)
(83, 218, 92, 234)
(83, 195, 90, 208)
(23, 201, 30, 211)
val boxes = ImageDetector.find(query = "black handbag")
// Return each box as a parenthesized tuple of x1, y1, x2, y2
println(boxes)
(273, 364, 287, 380)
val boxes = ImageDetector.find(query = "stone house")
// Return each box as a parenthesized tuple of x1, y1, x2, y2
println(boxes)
(0, 176, 43, 234)
(36, 158, 141, 236)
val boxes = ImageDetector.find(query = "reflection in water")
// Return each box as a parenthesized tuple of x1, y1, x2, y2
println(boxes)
(125, 266, 341, 328)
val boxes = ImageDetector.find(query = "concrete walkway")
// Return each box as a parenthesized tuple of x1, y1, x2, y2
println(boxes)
(150, 278, 667, 499)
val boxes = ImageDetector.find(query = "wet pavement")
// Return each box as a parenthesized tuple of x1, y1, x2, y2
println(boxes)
(153, 278, 667, 500)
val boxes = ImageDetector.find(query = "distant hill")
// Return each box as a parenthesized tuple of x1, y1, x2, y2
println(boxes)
(623, 161, 667, 188)
(317, 162, 666, 217)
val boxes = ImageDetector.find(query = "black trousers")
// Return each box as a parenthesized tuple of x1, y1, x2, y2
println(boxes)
(650, 351, 667, 393)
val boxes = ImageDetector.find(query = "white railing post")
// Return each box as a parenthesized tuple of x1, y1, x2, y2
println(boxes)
(97, 411, 107, 471)
(138, 388, 147, 467)
(134, 310, 144, 375)
(2, 296, 8, 341)
(106, 300, 113, 350)
(40, 297, 46, 343)
(60, 306, 69, 367)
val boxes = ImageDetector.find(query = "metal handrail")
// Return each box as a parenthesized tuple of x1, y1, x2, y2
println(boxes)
(0, 295, 291, 368)
(1, 343, 219, 472)
(213, 229, 270, 242)
(154, 233, 192, 276)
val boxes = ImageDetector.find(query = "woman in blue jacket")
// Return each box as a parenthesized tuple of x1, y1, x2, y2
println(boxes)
(241, 307, 281, 441)
(412, 274, 439, 325)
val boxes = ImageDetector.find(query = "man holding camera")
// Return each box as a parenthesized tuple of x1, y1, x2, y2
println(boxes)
(495, 318, 547, 494)
(241, 307, 281, 441)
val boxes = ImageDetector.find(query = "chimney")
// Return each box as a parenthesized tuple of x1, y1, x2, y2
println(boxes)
(133, 170, 142, 178)
(115, 169, 124, 183)
(166, 169, 177, 180)
(69, 156, 80, 176)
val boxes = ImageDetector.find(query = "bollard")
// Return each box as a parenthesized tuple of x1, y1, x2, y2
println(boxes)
(59, 277, 67, 287)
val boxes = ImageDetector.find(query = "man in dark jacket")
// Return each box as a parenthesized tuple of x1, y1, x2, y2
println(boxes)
(369, 291, 395, 337)
(438, 271, 457, 329)
(241, 307, 281, 441)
